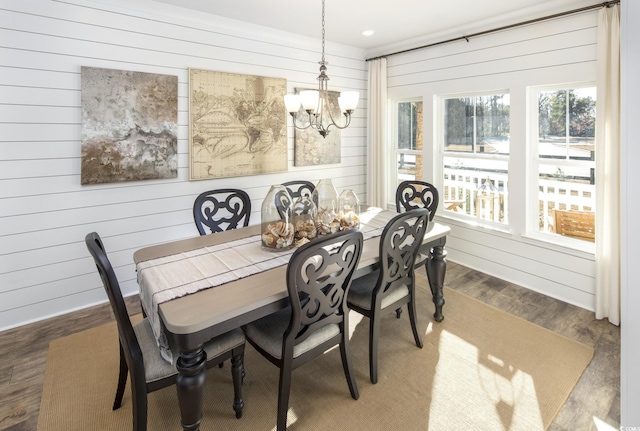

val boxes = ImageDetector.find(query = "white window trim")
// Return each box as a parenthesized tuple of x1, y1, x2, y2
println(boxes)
(435, 90, 511, 230)
(525, 83, 596, 254)
(388, 98, 423, 209)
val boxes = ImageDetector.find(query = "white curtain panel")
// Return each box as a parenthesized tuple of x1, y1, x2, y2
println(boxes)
(366, 58, 388, 208)
(595, 4, 621, 325)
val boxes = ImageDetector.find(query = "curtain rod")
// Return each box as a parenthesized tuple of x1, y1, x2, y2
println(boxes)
(366, 0, 620, 61)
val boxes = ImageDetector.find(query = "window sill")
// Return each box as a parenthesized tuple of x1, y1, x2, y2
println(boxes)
(520, 232, 595, 259)
(437, 213, 596, 259)
(437, 212, 512, 236)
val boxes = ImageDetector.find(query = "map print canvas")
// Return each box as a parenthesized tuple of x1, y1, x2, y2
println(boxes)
(188, 69, 288, 180)
(293, 88, 341, 166)
(80, 66, 178, 185)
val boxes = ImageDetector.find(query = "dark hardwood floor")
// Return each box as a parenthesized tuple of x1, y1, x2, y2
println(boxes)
(0, 261, 619, 431)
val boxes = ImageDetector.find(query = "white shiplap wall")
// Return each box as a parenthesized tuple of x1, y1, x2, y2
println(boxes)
(386, 11, 599, 310)
(0, 0, 367, 330)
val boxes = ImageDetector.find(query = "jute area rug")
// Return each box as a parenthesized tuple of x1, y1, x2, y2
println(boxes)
(37, 283, 593, 431)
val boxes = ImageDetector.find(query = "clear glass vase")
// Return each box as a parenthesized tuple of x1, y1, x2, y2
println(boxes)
(311, 179, 340, 236)
(292, 195, 317, 246)
(338, 189, 360, 230)
(261, 185, 294, 251)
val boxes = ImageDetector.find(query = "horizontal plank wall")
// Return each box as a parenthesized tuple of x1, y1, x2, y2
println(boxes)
(386, 11, 598, 309)
(0, 0, 367, 330)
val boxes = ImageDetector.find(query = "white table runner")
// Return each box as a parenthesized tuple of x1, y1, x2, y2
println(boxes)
(136, 208, 394, 362)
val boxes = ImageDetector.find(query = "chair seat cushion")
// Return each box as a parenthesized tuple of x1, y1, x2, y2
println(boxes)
(134, 318, 245, 384)
(347, 270, 410, 311)
(243, 307, 340, 360)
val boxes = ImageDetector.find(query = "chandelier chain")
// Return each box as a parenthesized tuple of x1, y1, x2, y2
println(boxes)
(321, 0, 325, 64)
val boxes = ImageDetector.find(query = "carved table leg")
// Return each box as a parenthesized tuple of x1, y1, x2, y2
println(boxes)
(426, 244, 447, 322)
(231, 352, 245, 419)
(175, 344, 207, 431)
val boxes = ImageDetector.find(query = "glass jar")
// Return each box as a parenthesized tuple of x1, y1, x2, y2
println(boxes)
(261, 185, 294, 251)
(338, 189, 360, 230)
(292, 195, 317, 246)
(311, 179, 340, 236)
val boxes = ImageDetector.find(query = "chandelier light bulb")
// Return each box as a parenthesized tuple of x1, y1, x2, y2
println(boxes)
(299, 90, 320, 112)
(284, 94, 301, 113)
(338, 91, 359, 112)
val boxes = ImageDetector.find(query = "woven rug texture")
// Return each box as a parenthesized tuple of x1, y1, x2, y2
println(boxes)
(37, 280, 593, 431)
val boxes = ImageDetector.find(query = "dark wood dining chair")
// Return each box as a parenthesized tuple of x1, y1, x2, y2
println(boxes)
(346, 208, 429, 384)
(193, 189, 251, 235)
(85, 232, 246, 431)
(243, 229, 363, 431)
(282, 180, 316, 200)
(394, 181, 439, 317)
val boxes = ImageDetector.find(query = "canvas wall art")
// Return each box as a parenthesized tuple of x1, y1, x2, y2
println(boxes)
(293, 88, 341, 166)
(80, 66, 178, 185)
(188, 69, 288, 180)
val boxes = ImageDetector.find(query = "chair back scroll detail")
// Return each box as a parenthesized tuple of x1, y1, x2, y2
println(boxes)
(286, 230, 363, 347)
(282, 180, 316, 200)
(274, 187, 293, 221)
(377, 208, 429, 300)
(395, 181, 439, 221)
(193, 189, 251, 235)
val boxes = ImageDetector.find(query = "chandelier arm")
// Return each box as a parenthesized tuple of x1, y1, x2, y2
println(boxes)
(289, 112, 316, 131)
(324, 85, 351, 130)
(323, 98, 353, 130)
(323, 112, 353, 132)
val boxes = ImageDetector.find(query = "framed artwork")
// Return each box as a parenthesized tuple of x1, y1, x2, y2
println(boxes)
(80, 66, 178, 185)
(188, 69, 288, 180)
(293, 87, 341, 166)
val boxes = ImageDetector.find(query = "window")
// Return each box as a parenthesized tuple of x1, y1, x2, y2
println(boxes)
(439, 93, 510, 225)
(393, 100, 424, 188)
(531, 86, 596, 243)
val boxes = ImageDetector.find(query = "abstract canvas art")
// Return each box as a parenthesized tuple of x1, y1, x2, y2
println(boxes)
(80, 66, 178, 185)
(188, 69, 288, 180)
(293, 87, 341, 166)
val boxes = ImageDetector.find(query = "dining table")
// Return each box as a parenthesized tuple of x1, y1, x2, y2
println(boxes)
(133, 208, 450, 431)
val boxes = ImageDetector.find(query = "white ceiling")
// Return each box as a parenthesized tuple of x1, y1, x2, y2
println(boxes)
(152, 0, 597, 56)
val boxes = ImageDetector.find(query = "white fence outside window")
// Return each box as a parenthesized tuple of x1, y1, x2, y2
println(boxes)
(441, 167, 595, 231)
(442, 167, 509, 223)
(538, 179, 595, 232)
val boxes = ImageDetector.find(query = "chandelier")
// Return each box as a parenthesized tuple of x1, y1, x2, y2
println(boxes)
(284, 0, 359, 138)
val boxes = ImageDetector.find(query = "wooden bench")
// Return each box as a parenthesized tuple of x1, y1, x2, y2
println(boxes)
(552, 209, 595, 242)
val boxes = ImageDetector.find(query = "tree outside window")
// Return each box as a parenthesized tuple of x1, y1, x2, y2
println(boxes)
(535, 87, 596, 242)
(444, 95, 510, 154)
(395, 100, 423, 185)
